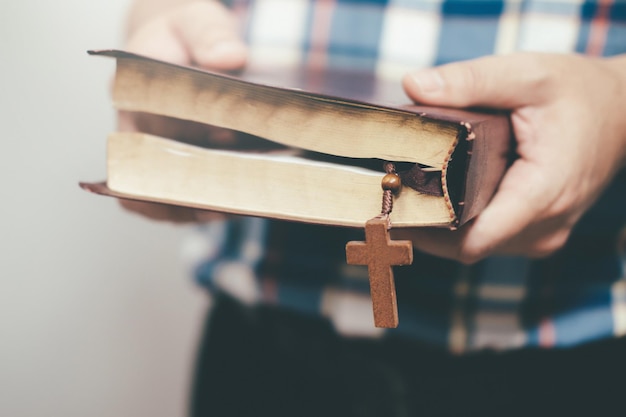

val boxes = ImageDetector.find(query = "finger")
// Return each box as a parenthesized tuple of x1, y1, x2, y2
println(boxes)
(495, 218, 571, 258)
(117, 110, 138, 131)
(119, 111, 237, 145)
(170, 1, 247, 70)
(398, 219, 569, 262)
(457, 158, 562, 261)
(126, 1, 247, 70)
(126, 16, 191, 65)
(391, 227, 470, 261)
(119, 200, 224, 223)
(119, 199, 199, 223)
(393, 159, 561, 263)
(402, 53, 552, 109)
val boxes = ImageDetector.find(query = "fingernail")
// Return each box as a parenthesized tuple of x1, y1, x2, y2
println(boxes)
(410, 69, 445, 93)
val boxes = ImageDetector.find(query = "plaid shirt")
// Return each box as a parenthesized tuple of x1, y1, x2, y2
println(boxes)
(189, 0, 626, 352)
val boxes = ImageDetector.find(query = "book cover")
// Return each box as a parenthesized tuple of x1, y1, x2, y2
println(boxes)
(83, 50, 514, 228)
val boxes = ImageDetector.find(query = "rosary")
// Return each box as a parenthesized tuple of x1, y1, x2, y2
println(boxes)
(345, 162, 413, 328)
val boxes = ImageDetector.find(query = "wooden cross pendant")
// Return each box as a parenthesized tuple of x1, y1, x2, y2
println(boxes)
(346, 216, 413, 328)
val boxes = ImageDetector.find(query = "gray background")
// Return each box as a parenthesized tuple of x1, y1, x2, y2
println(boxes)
(1, 1, 207, 416)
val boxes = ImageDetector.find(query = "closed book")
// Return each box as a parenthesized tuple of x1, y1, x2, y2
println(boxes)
(82, 50, 513, 228)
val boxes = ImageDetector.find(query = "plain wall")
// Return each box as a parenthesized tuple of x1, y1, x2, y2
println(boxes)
(0, 1, 207, 416)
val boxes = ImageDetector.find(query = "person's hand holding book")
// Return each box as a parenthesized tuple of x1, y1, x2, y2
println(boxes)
(399, 53, 626, 263)
(118, 0, 247, 222)
(112, 1, 626, 259)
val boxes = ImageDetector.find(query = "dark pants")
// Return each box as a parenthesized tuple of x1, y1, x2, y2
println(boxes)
(190, 293, 626, 417)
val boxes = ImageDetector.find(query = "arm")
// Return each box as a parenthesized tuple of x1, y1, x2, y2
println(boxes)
(398, 53, 626, 263)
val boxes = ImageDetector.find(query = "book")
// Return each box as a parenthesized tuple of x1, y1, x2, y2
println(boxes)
(82, 50, 513, 228)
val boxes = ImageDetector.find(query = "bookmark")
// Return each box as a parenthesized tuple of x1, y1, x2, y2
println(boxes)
(345, 163, 414, 328)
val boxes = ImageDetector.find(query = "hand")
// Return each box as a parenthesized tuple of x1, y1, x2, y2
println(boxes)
(125, 0, 247, 69)
(397, 53, 626, 263)
(118, 0, 248, 223)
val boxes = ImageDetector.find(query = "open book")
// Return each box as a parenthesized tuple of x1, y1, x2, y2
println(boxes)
(82, 50, 514, 228)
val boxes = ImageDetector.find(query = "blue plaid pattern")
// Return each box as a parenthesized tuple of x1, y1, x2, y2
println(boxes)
(191, 0, 626, 350)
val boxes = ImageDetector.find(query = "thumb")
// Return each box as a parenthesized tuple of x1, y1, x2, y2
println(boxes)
(171, 1, 247, 71)
(127, 1, 247, 71)
(402, 54, 547, 109)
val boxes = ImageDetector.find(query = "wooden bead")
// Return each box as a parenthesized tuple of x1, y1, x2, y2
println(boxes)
(381, 173, 402, 193)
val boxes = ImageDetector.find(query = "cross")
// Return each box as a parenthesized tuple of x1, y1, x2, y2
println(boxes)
(345, 216, 413, 328)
